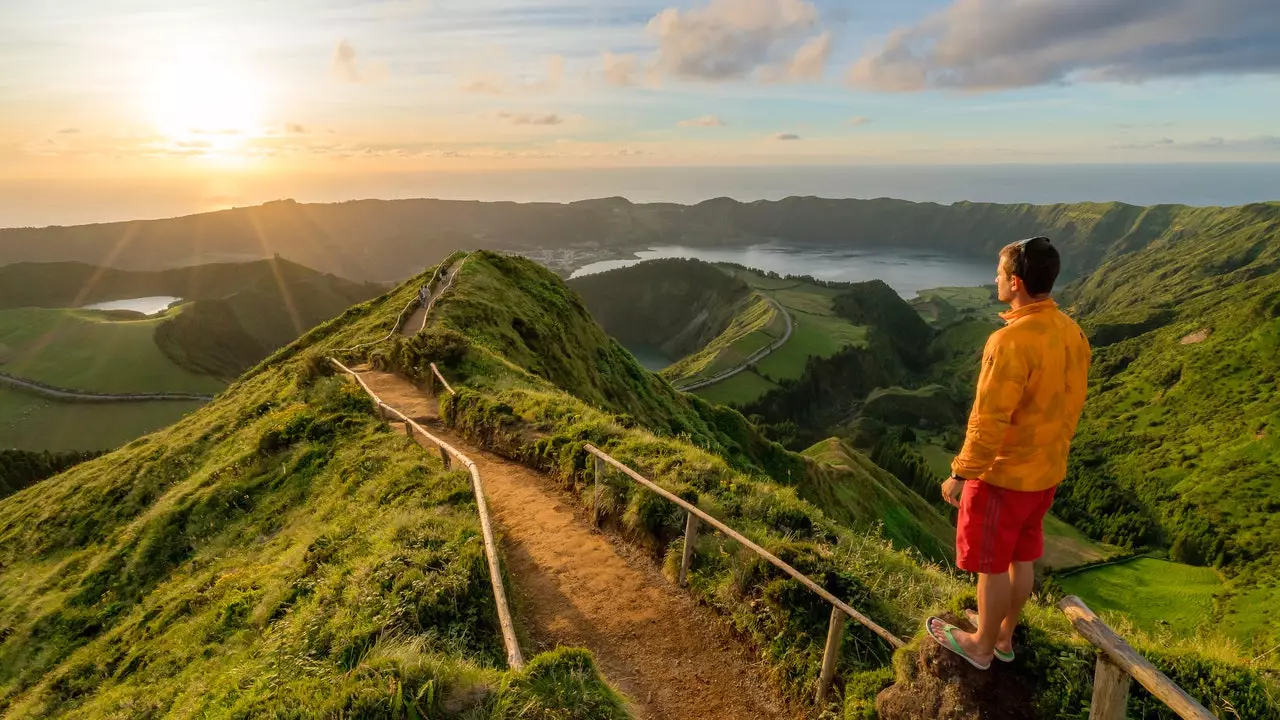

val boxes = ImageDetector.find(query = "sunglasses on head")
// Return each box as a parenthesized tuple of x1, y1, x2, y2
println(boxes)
(1012, 236, 1051, 280)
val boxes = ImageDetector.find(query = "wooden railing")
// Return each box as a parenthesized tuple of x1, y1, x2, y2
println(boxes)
(583, 443, 905, 706)
(328, 358, 524, 670)
(1059, 596, 1216, 720)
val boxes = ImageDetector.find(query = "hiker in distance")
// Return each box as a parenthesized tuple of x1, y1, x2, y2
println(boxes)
(927, 237, 1091, 670)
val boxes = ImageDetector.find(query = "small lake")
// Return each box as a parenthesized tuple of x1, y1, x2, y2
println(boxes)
(571, 244, 995, 298)
(81, 296, 182, 315)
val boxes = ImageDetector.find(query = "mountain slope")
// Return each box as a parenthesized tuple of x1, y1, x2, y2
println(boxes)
(375, 251, 1277, 718)
(3, 197, 1273, 283)
(0, 263, 626, 719)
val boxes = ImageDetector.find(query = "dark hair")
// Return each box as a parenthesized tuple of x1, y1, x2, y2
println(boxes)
(1001, 236, 1060, 296)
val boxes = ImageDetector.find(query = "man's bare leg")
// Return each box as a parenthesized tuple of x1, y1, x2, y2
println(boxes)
(932, 570, 1009, 664)
(1001, 561, 1035, 645)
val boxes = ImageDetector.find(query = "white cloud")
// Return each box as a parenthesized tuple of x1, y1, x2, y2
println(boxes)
(602, 52, 640, 87)
(849, 0, 1280, 92)
(645, 0, 827, 82)
(332, 40, 387, 84)
(786, 31, 831, 80)
(496, 111, 565, 126)
(773, 132, 801, 140)
(847, 116, 871, 126)
(677, 115, 726, 127)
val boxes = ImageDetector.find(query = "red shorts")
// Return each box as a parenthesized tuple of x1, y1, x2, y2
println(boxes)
(956, 480, 1057, 574)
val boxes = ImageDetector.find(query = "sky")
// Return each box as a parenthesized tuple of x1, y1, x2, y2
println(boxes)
(2, 0, 1280, 223)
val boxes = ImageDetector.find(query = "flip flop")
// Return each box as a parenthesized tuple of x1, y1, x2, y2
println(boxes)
(926, 616, 991, 670)
(963, 609, 1015, 663)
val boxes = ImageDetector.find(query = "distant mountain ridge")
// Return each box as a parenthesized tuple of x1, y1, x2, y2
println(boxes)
(3, 196, 1277, 282)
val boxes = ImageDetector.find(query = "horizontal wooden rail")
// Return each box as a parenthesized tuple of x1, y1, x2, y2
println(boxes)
(328, 358, 524, 670)
(1059, 596, 1216, 720)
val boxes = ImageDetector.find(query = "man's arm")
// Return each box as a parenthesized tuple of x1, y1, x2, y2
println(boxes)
(951, 332, 1030, 480)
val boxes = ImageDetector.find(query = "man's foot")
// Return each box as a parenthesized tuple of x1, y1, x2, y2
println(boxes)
(926, 616, 993, 670)
(963, 608, 1015, 661)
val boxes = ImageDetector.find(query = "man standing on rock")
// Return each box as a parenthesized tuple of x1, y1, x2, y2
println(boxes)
(927, 236, 1091, 670)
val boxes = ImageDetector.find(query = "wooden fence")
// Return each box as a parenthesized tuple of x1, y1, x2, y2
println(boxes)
(328, 358, 524, 670)
(399, 362, 1218, 716)
(582, 442, 905, 705)
(1059, 596, 1216, 720)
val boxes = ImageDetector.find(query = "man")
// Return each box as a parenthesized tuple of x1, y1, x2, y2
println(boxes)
(926, 236, 1091, 670)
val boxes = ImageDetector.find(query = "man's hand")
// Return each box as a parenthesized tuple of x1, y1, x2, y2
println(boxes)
(941, 476, 965, 508)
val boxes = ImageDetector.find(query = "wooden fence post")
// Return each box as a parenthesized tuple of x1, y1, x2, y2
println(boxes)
(404, 420, 412, 437)
(1090, 656, 1132, 720)
(439, 446, 451, 470)
(679, 511, 700, 586)
(816, 606, 847, 706)
(593, 455, 605, 527)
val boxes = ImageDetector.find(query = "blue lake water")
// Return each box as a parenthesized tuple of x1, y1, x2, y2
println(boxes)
(570, 245, 995, 298)
(81, 296, 182, 315)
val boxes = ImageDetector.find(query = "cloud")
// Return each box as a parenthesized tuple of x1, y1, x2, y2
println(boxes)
(847, 116, 871, 126)
(773, 132, 801, 140)
(496, 111, 565, 126)
(677, 115, 726, 127)
(786, 31, 831, 80)
(848, 0, 1280, 92)
(1115, 134, 1280, 152)
(461, 78, 504, 95)
(646, 0, 827, 81)
(56, 128, 80, 135)
(460, 55, 564, 94)
(332, 39, 387, 84)
(602, 52, 640, 87)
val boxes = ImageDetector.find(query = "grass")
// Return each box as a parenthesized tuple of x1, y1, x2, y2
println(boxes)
(663, 292, 784, 382)
(0, 387, 205, 451)
(0, 260, 628, 718)
(723, 269, 870, 386)
(1041, 514, 1121, 571)
(692, 370, 778, 406)
(912, 442, 954, 479)
(1058, 558, 1223, 637)
(0, 307, 225, 394)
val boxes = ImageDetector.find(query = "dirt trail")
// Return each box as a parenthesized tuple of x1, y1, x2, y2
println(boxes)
(355, 367, 796, 720)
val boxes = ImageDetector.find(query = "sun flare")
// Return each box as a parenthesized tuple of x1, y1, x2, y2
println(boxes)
(144, 48, 263, 154)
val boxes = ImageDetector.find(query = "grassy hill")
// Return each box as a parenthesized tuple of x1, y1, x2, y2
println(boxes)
(566, 259, 783, 385)
(0, 261, 628, 719)
(0, 307, 224, 394)
(364, 251, 1278, 718)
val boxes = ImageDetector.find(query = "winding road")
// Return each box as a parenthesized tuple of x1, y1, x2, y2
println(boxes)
(673, 292, 793, 392)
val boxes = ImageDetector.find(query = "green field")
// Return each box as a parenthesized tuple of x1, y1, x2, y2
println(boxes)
(0, 307, 225, 394)
(692, 369, 779, 406)
(912, 285, 1003, 326)
(1058, 558, 1223, 636)
(666, 292, 786, 383)
(0, 387, 206, 451)
(711, 269, 869, 398)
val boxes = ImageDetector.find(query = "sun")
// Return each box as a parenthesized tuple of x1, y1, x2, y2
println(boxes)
(144, 48, 263, 153)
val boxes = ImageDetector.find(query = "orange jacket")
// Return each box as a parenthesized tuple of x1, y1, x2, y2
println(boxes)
(951, 299, 1091, 492)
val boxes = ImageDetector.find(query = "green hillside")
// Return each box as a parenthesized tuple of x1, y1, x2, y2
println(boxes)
(799, 438, 954, 560)
(0, 307, 224, 394)
(0, 261, 627, 719)
(0, 387, 205, 452)
(364, 251, 1277, 717)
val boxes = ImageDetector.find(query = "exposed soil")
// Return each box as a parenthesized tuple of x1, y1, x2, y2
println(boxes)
(354, 368, 797, 720)
(876, 613, 1035, 720)
(1180, 328, 1211, 345)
